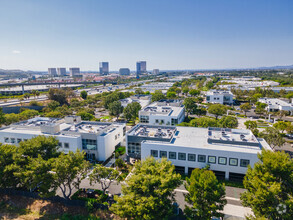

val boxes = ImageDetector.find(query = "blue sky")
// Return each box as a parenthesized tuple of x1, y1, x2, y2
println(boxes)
(0, 0, 293, 71)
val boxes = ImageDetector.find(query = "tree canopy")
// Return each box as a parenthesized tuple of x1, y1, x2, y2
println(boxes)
(208, 104, 227, 119)
(110, 157, 182, 219)
(123, 102, 141, 122)
(241, 150, 293, 219)
(151, 90, 166, 102)
(184, 168, 226, 219)
(108, 101, 124, 119)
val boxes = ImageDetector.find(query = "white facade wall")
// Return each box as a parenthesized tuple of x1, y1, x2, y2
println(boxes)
(0, 131, 81, 154)
(141, 142, 259, 178)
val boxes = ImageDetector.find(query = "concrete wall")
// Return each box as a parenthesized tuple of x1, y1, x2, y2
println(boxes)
(2, 106, 44, 114)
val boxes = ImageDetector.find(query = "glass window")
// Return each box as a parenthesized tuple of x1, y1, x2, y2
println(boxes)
(207, 96, 210, 101)
(218, 157, 227, 165)
(229, 158, 238, 166)
(169, 151, 176, 159)
(160, 151, 167, 158)
(208, 156, 216, 164)
(17, 138, 22, 143)
(178, 153, 186, 161)
(188, 154, 196, 161)
(64, 143, 69, 149)
(240, 159, 250, 167)
(151, 150, 158, 157)
(58, 142, 62, 147)
(82, 139, 97, 150)
(198, 155, 206, 163)
(4, 137, 9, 143)
(10, 138, 15, 143)
(155, 119, 159, 124)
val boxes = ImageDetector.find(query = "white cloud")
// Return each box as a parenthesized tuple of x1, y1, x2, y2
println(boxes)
(12, 50, 21, 54)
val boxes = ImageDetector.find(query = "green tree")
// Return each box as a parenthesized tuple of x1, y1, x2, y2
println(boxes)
(76, 111, 95, 121)
(45, 111, 63, 118)
(47, 100, 60, 111)
(123, 102, 141, 122)
(29, 100, 40, 106)
(51, 150, 90, 200)
(240, 103, 252, 116)
(80, 90, 88, 100)
(208, 104, 227, 120)
(189, 89, 200, 96)
(190, 117, 218, 128)
(18, 136, 60, 160)
(273, 121, 289, 134)
(244, 120, 258, 130)
(19, 109, 39, 120)
(182, 87, 189, 95)
(135, 88, 144, 95)
(23, 93, 30, 100)
(103, 92, 120, 109)
(89, 164, 120, 193)
(259, 127, 285, 149)
(108, 101, 124, 119)
(286, 122, 293, 134)
(183, 97, 197, 116)
(0, 144, 18, 188)
(166, 91, 176, 98)
(115, 158, 126, 169)
(184, 168, 226, 219)
(241, 150, 293, 219)
(48, 88, 69, 105)
(110, 157, 182, 219)
(0, 108, 6, 125)
(151, 90, 166, 102)
(218, 115, 238, 128)
(4, 113, 20, 125)
(31, 90, 37, 99)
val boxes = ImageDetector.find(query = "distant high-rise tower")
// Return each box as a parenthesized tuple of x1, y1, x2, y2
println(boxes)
(153, 69, 159, 75)
(119, 68, 130, 75)
(136, 61, 146, 79)
(48, 68, 57, 77)
(69, 67, 80, 77)
(57, 68, 66, 76)
(99, 62, 109, 75)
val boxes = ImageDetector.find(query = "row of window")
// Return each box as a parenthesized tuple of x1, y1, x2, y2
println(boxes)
(150, 150, 250, 167)
(82, 139, 97, 150)
(58, 142, 70, 149)
(4, 137, 27, 144)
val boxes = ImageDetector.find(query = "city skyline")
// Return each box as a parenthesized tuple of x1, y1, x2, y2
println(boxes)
(0, 0, 293, 71)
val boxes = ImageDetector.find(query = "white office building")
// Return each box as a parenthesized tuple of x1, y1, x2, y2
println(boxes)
(48, 68, 57, 77)
(0, 116, 126, 161)
(126, 124, 272, 181)
(70, 68, 81, 77)
(206, 90, 234, 105)
(57, 68, 66, 76)
(258, 98, 293, 115)
(120, 95, 152, 108)
(139, 100, 185, 126)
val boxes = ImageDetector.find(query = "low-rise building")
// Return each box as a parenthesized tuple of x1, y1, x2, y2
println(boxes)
(139, 100, 185, 126)
(0, 116, 126, 161)
(126, 124, 272, 181)
(120, 95, 152, 108)
(206, 90, 234, 105)
(258, 98, 293, 114)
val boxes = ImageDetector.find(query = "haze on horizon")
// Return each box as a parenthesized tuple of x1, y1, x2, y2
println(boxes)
(0, 0, 292, 71)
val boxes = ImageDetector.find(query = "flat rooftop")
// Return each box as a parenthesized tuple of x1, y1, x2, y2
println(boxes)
(14, 117, 61, 127)
(259, 98, 292, 107)
(140, 102, 184, 117)
(66, 122, 112, 134)
(128, 124, 176, 139)
(129, 124, 272, 153)
(207, 90, 233, 95)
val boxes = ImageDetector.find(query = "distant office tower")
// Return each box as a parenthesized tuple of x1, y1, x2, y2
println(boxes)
(57, 68, 66, 76)
(99, 62, 109, 75)
(153, 69, 159, 75)
(48, 68, 57, 77)
(69, 67, 81, 77)
(119, 68, 130, 75)
(136, 61, 147, 79)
